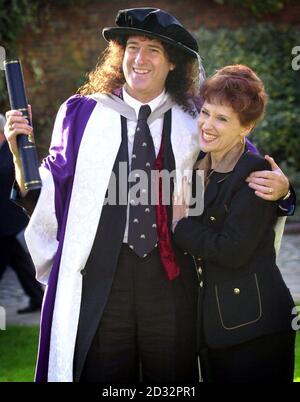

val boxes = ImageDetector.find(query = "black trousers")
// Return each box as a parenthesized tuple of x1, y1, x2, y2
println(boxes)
(201, 330, 296, 383)
(0, 236, 44, 306)
(80, 244, 198, 383)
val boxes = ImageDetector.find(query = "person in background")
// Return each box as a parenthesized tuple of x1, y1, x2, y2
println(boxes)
(0, 113, 43, 314)
(172, 65, 296, 383)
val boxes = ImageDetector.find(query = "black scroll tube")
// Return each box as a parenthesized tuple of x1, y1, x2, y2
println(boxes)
(4, 59, 42, 191)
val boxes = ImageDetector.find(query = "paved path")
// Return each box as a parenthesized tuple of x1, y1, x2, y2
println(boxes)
(0, 232, 299, 327)
(277, 233, 300, 302)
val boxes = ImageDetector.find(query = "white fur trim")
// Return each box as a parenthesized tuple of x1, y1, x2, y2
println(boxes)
(48, 102, 122, 381)
(25, 167, 58, 285)
(171, 105, 200, 193)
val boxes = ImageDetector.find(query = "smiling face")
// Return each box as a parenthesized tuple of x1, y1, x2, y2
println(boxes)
(122, 35, 175, 103)
(198, 101, 252, 162)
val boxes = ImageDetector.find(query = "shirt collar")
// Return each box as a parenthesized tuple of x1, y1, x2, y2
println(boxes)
(122, 87, 167, 118)
(195, 141, 246, 174)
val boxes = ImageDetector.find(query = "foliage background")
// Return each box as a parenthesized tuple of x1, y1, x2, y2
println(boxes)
(195, 24, 300, 207)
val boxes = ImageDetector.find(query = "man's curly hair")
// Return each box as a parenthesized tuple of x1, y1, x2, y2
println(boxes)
(78, 37, 201, 116)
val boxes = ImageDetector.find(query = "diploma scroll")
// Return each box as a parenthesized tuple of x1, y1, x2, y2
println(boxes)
(4, 59, 42, 191)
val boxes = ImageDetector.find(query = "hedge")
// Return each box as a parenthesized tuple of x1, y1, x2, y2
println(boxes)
(213, 0, 289, 17)
(195, 23, 300, 173)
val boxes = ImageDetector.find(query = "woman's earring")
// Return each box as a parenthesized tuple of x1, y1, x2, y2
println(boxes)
(240, 136, 245, 145)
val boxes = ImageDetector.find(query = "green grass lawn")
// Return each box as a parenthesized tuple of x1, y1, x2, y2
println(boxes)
(0, 326, 299, 382)
(295, 332, 300, 382)
(0, 326, 39, 381)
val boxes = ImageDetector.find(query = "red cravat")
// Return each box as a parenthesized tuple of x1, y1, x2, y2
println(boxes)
(154, 137, 180, 280)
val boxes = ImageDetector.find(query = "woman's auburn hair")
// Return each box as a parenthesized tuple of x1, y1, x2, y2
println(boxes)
(200, 64, 268, 127)
(78, 38, 200, 116)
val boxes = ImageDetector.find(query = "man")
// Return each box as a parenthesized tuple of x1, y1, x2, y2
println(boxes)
(0, 113, 43, 314)
(4, 8, 294, 382)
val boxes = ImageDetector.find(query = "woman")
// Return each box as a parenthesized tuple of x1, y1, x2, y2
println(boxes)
(172, 64, 296, 383)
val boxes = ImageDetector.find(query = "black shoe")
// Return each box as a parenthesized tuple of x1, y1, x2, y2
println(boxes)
(17, 303, 41, 314)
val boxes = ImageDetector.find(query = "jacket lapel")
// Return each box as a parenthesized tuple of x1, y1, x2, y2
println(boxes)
(204, 175, 219, 208)
(204, 173, 232, 208)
